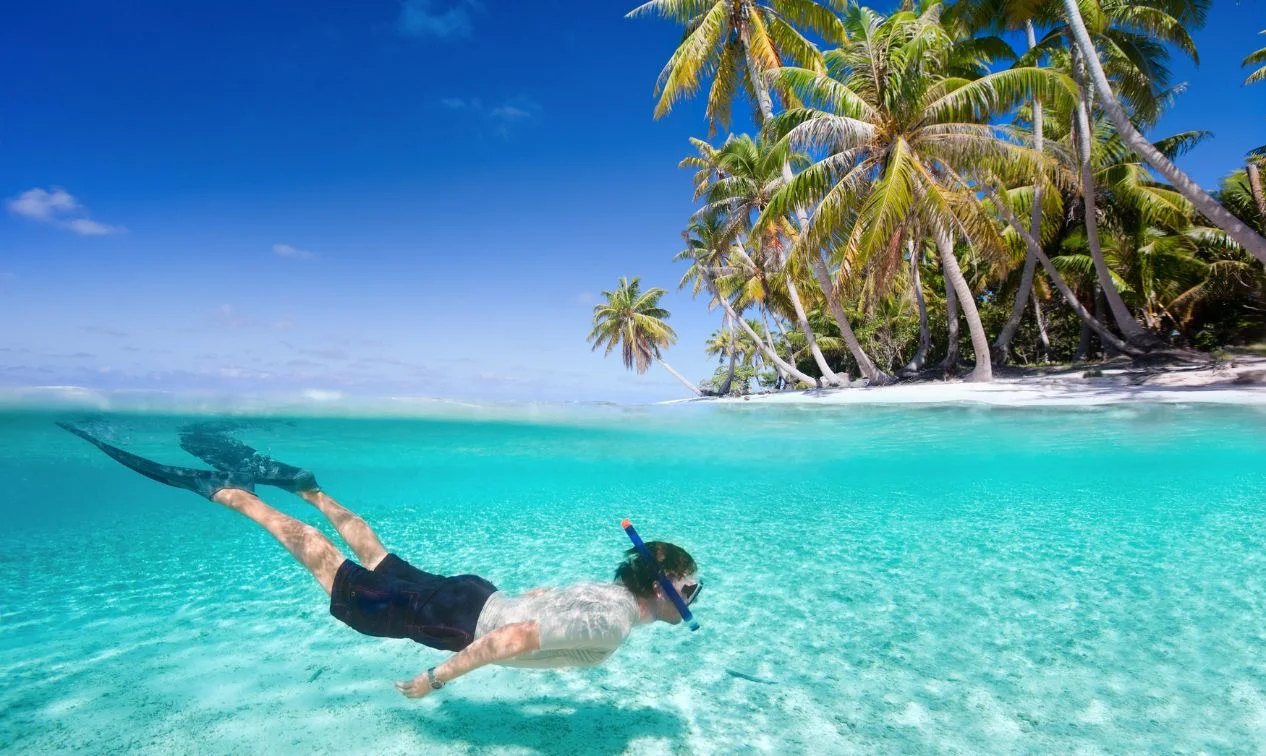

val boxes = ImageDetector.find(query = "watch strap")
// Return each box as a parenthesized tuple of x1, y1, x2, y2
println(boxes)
(426, 666, 445, 690)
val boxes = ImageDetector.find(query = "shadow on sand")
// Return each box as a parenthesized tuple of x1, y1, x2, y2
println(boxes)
(393, 696, 686, 754)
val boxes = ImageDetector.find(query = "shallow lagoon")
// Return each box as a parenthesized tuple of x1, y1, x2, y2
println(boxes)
(3, 403, 1265, 753)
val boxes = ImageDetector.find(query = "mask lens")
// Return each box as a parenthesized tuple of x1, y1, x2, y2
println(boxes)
(682, 581, 702, 606)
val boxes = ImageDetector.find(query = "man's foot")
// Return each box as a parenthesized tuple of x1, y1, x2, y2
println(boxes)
(58, 422, 255, 500)
(178, 424, 319, 493)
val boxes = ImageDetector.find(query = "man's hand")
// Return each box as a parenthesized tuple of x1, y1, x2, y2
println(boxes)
(523, 587, 552, 598)
(394, 672, 437, 699)
(395, 622, 540, 700)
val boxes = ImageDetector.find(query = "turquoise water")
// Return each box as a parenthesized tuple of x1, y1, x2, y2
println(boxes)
(3, 403, 1266, 754)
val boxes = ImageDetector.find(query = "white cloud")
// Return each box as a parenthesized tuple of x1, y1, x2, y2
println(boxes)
(490, 105, 532, 122)
(6, 187, 125, 235)
(7, 187, 78, 220)
(398, 0, 481, 39)
(65, 218, 125, 236)
(576, 292, 596, 304)
(273, 243, 315, 260)
(439, 96, 541, 137)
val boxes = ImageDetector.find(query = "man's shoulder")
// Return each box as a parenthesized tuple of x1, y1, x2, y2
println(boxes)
(554, 583, 639, 609)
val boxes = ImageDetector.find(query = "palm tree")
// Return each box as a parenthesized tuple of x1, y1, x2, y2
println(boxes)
(1058, 0, 1266, 264)
(704, 314, 740, 394)
(627, 0, 844, 134)
(702, 134, 846, 384)
(632, 0, 888, 384)
(1220, 169, 1266, 236)
(767, 5, 1075, 381)
(588, 276, 701, 395)
(678, 215, 821, 385)
(991, 19, 1048, 363)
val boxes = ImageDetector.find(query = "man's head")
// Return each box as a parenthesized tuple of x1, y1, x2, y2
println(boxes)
(614, 541, 700, 624)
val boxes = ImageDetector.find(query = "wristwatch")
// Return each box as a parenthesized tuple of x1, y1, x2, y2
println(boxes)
(426, 666, 445, 690)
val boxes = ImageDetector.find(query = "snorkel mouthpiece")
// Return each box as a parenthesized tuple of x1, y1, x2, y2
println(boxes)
(622, 519, 700, 632)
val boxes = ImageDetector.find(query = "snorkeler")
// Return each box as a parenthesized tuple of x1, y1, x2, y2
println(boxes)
(58, 422, 702, 699)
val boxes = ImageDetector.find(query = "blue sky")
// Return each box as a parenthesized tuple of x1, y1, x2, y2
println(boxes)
(2, 0, 1263, 404)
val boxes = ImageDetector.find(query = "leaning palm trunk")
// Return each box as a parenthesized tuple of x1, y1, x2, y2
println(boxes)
(1060, 0, 1266, 265)
(901, 239, 931, 376)
(988, 185, 1142, 356)
(993, 21, 1046, 364)
(658, 359, 702, 396)
(1071, 58, 1156, 348)
(702, 268, 819, 385)
(768, 313, 800, 382)
(808, 252, 885, 383)
(718, 313, 737, 395)
(936, 229, 992, 382)
(760, 309, 791, 385)
(783, 262, 845, 385)
(739, 32, 879, 385)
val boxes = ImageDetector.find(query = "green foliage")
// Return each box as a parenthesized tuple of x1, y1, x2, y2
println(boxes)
(699, 364, 761, 395)
(630, 0, 1266, 385)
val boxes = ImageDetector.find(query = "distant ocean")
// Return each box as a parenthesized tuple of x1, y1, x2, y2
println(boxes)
(3, 402, 1265, 753)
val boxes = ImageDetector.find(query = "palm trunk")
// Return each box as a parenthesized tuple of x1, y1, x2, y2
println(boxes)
(702, 267, 818, 385)
(936, 228, 992, 382)
(1096, 287, 1121, 358)
(1248, 163, 1266, 221)
(1060, 0, 1266, 265)
(1076, 307, 1093, 360)
(988, 184, 1142, 355)
(783, 266, 844, 386)
(993, 20, 1045, 365)
(658, 359, 702, 396)
(809, 253, 885, 383)
(759, 309, 790, 385)
(1071, 57, 1156, 349)
(901, 239, 931, 376)
(942, 256, 961, 375)
(717, 313, 737, 395)
(769, 314, 799, 377)
(1033, 288, 1051, 362)
(739, 26, 875, 385)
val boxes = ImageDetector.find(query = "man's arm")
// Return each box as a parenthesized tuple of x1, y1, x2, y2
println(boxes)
(395, 621, 541, 698)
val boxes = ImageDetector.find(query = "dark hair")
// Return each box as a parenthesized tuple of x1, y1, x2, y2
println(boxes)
(614, 541, 697, 599)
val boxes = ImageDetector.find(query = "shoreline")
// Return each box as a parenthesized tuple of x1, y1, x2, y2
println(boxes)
(2, 358, 1265, 417)
(678, 356, 1266, 407)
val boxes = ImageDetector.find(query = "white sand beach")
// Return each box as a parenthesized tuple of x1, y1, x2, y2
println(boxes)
(692, 356, 1266, 407)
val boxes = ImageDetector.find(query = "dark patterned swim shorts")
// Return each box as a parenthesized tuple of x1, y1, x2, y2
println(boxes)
(329, 553, 497, 652)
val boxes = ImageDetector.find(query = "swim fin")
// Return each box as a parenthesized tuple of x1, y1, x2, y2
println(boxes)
(178, 423, 318, 493)
(58, 422, 255, 500)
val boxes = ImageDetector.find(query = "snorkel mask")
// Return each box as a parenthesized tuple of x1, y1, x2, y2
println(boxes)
(621, 519, 700, 632)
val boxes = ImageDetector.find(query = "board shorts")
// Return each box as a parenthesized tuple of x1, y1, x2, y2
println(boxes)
(329, 553, 498, 652)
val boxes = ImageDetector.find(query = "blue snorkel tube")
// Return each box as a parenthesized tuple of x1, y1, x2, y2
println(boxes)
(622, 519, 700, 632)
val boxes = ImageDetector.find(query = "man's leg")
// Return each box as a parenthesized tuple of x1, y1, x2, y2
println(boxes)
(214, 488, 347, 595)
(175, 425, 388, 569)
(297, 489, 389, 571)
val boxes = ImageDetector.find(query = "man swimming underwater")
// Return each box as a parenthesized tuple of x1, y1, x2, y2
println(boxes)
(59, 421, 702, 699)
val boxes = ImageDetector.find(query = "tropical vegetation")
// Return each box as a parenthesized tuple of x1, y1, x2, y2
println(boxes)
(591, 0, 1266, 394)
